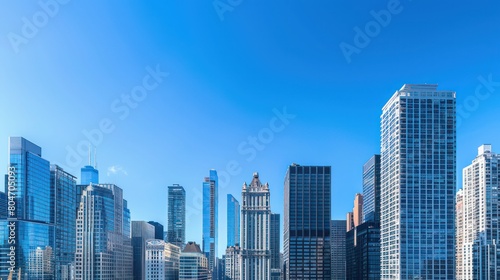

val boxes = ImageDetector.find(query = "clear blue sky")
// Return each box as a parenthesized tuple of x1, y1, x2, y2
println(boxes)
(1, 1, 499, 256)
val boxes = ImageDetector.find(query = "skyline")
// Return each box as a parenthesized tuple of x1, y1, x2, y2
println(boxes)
(1, 0, 500, 259)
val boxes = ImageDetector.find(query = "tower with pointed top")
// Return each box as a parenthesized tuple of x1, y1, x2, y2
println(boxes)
(241, 172, 271, 280)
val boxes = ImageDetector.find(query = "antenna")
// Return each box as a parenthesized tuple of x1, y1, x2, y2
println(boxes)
(94, 146, 97, 169)
(88, 143, 92, 166)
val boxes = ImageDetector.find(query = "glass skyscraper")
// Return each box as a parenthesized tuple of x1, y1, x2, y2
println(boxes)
(80, 165, 98, 185)
(202, 170, 218, 273)
(50, 164, 77, 280)
(132, 221, 155, 280)
(331, 220, 346, 280)
(380, 84, 456, 279)
(284, 164, 331, 279)
(148, 221, 165, 240)
(167, 184, 186, 249)
(270, 213, 281, 280)
(227, 194, 240, 247)
(0, 137, 54, 279)
(362, 155, 381, 223)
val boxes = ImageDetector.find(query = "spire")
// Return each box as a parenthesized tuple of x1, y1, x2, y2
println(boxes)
(94, 146, 97, 168)
(88, 143, 91, 166)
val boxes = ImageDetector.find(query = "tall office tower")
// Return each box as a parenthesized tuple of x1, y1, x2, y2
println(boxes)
(284, 164, 331, 279)
(0, 137, 54, 279)
(362, 155, 381, 222)
(80, 165, 98, 185)
(145, 239, 181, 280)
(132, 221, 155, 280)
(353, 193, 363, 227)
(225, 245, 241, 280)
(270, 213, 281, 280)
(180, 242, 209, 280)
(148, 221, 165, 240)
(240, 172, 271, 280)
(50, 164, 78, 280)
(0, 191, 6, 219)
(346, 212, 354, 231)
(345, 221, 381, 280)
(227, 194, 240, 247)
(75, 183, 133, 280)
(331, 220, 347, 280)
(458, 145, 500, 279)
(380, 84, 456, 279)
(168, 184, 186, 249)
(202, 170, 218, 273)
(216, 258, 226, 280)
(455, 189, 464, 280)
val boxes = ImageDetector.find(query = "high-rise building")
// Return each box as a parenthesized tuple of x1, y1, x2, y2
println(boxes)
(455, 189, 464, 280)
(458, 145, 500, 279)
(75, 183, 133, 279)
(0, 191, 7, 219)
(50, 164, 78, 280)
(346, 212, 354, 231)
(241, 172, 271, 280)
(168, 184, 186, 249)
(0, 137, 54, 279)
(148, 221, 165, 240)
(345, 221, 380, 280)
(353, 193, 363, 227)
(362, 155, 381, 222)
(80, 165, 98, 185)
(380, 84, 456, 279)
(227, 194, 240, 247)
(284, 164, 331, 279)
(331, 220, 346, 280)
(180, 242, 209, 280)
(132, 221, 155, 280)
(270, 213, 281, 280)
(145, 239, 181, 280)
(202, 170, 218, 273)
(225, 245, 241, 280)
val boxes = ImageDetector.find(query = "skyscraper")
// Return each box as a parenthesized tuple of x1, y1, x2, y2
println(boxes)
(0, 137, 54, 279)
(380, 84, 456, 279)
(241, 172, 271, 280)
(225, 245, 241, 280)
(202, 170, 218, 273)
(145, 239, 181, 280)
(284, 164, 331, 279)
(50, 164, 78, 280)
(455, 189, 464, 280)
(362, 155, 381, 222)
(346, 212, 354, 231)
(148, 221, 165, 240)
(180, 242, 209, 280)
(353, 193, 363, 227)
(75, 183, 133, 279)
(132, 221, 155, 280)
(331, 220, 346, 280)
(168, 184, 186, 249)
(270, 213, 281, 280)
(227, 194, 240, 247)
(345, 221, 380, 280)
(80, 165, 98, 185)
(457, 145, 500, 279)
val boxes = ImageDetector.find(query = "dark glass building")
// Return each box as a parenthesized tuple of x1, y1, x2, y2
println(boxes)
(331, 220, 346, 280)
(284, 164, 331, 279)
(203, 170, 218, 273)
(346, 221, 380, 280)
(270, 213, 281, 280)
(0, 137, 54, 279)
(148, 221, 165, 240)
(227, 194, 240, 247)
(168, 184, 186, 249)
(362, 155, 380, 223)
(132, 221, 155, 280)
(50, 164, 77, 280)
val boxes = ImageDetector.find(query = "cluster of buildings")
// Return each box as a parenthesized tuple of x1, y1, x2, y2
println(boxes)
(1, 83, 500, 279)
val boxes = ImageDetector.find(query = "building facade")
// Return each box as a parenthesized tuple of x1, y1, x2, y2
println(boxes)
(202, 170, 218, 273)
(51, 164, 78, 280)
(284, 164, 331, 279)
(331, 220, 346, 280)
(270, 213, 281, 280)
(241, 172, 271, 280)
(346, 221, 380, 280)
(80, 165, 98, 185)
(180, 242, 209, 280)
(457, 145, 500, 279)
(456, 189, 464, 280)
(132, 221, 155, 280)
(227, 194, 240, 247)
(0, 137, 54, 279)
(362, 155, 381, 223)
(168, 184, 186, 249)
(145, 239, 181, 280)
(353, 193, 363, 227)
(380, 84, 456, 279)
(148, 221, 165, 240)
(225, 245, 241, 280)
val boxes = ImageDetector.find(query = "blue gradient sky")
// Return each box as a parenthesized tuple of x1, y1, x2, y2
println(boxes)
(1, 1, 499, 256)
